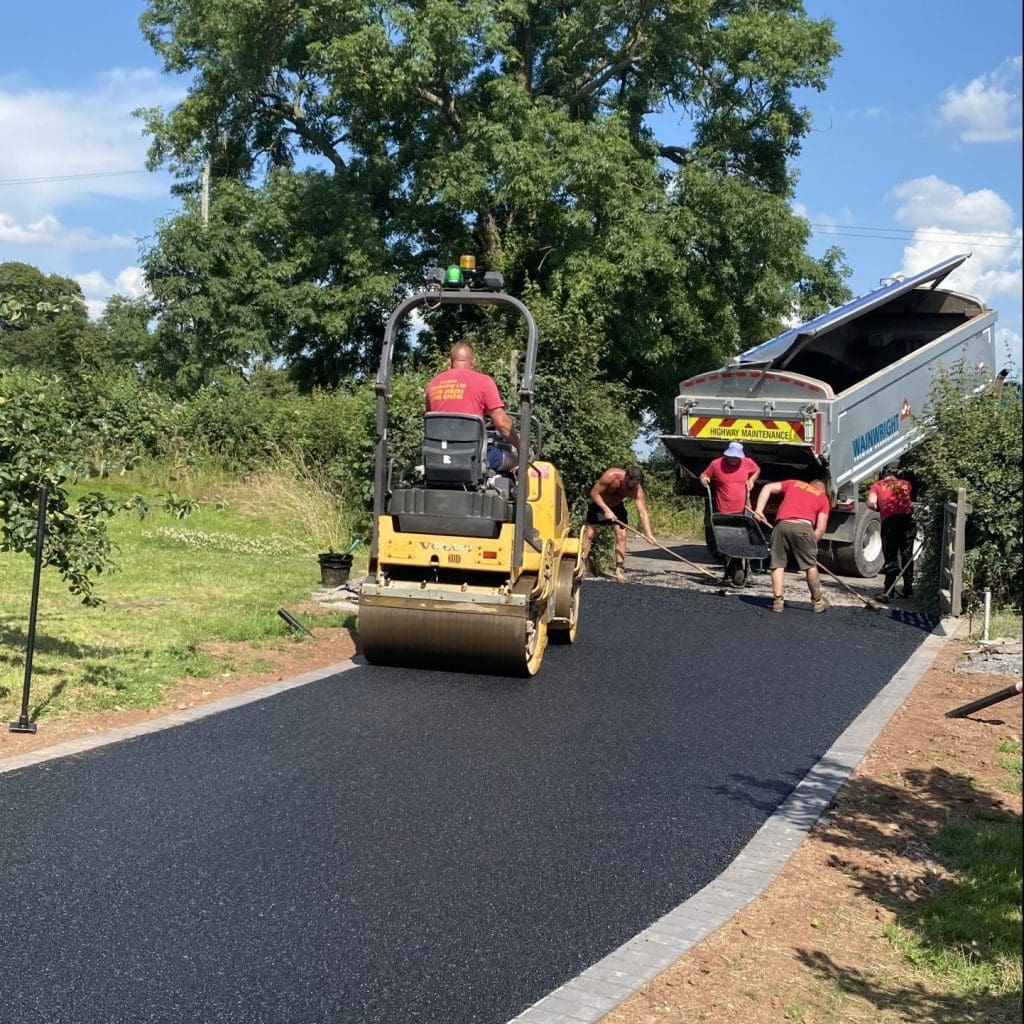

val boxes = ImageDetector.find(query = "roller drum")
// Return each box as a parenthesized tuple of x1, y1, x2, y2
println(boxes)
(358, 597, 546, 676)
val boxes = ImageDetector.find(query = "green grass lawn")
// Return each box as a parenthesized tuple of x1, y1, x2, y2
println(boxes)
(887, 740, 1023, 1002)
(0, 471, 359, 724)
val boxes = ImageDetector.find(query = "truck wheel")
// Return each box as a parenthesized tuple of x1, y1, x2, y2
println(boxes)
(831, 509, 884, 578)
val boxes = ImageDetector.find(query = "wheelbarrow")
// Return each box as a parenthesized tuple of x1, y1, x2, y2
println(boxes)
(704, 485, 770, 587)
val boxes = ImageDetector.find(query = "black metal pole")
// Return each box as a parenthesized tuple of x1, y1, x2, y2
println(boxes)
(945, 680, 1022, 719)
(277, 608, 313, 636)
(10, 485, 48, 734)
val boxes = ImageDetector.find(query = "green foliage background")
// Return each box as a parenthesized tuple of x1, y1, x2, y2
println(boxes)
(905, 365, 1022, 611)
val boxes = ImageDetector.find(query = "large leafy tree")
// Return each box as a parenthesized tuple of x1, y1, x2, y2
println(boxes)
(0, 262, 101, 375)
(138, 0, 849, 423)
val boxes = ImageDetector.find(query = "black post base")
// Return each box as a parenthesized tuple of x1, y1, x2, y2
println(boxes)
(9, 719, 37, 734)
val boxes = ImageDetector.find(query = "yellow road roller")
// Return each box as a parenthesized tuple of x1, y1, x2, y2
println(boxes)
(358, 260, 583, 676)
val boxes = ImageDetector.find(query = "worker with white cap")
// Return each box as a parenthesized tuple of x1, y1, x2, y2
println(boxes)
(700, 441, 761, 586)
(700, 441, 760, 514)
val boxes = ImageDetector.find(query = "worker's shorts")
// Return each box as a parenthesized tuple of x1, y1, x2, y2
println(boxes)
(769, 520, 818, 570)
(586, 501, 627, 526)
(486, 445, 506, 472)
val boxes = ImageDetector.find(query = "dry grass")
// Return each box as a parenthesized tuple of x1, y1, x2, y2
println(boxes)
(211, 457, 351, 555)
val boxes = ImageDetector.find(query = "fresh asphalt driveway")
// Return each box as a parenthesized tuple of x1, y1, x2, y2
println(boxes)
(0, 582, 932, 1023)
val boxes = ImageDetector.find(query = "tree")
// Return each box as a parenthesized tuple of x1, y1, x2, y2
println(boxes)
(0, 262, 98, 375)
(141, 173, 401, 392)
(0, 370, 121, 605)
(95, 294, 158, 378)
(138, 0, 850, 422)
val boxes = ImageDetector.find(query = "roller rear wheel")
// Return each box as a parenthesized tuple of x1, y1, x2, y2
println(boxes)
(550, 556, 581, 643)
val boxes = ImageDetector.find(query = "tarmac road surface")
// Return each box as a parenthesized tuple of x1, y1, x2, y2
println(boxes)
(0, 583, 931, 1024)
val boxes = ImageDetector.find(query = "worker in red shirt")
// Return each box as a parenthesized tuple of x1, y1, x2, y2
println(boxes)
(867, 470, 914, 600)
(425, 341, 520, 473)
(754, 479, 831, 614)
(700, 441, 761, 585)
(699, 441, 761, 514)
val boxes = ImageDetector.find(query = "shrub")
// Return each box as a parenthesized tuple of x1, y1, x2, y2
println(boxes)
(0, 369, 119, 603)
(904, 365, 1022, 611)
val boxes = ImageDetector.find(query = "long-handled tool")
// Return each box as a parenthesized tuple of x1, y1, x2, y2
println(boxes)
(611, 519, 723, 582)
(814, 558, 887, 612)
(879, 537, 924, 601)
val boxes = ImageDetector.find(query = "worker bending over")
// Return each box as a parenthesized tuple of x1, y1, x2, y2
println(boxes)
(754, 479, 831, 614)
(581, 466, 656, 583)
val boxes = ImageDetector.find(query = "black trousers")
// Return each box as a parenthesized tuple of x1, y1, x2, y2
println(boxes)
(882, 513, 914, 595)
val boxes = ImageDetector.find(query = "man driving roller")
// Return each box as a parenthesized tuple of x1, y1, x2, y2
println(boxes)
(425, 341, 520, 473)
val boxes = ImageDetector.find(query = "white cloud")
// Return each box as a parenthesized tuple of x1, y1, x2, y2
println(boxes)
(888, 175, 1022, 302)
(889, 176, 1014, 233)
(0, 68, 180, 218)
(0, 211, 135, 250)
(938, 56, 1023, 144)
(113, 266, 148, 299)
(75, 265, 149, 320)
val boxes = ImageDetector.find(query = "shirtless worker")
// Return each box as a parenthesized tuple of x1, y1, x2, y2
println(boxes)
(580, 466, 656, 582)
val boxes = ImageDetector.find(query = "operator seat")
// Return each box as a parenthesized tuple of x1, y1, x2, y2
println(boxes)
(422, 413, 487, 487)
(387, 412, 528, 539)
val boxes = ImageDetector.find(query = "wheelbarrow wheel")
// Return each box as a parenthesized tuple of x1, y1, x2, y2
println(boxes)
(727, 560, 747, 588)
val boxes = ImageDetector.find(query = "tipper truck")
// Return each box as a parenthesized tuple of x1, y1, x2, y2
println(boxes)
(661, 254, 1003, 577)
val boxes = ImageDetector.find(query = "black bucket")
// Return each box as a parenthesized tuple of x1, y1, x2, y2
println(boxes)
(318, 552, 353, 587)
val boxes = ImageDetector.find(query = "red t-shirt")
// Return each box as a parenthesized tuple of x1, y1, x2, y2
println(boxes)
(868, 476, 913, 521)
(425, 368, 504, 416)
(704, 456, 759, 514)
(776, 480, 830, 524)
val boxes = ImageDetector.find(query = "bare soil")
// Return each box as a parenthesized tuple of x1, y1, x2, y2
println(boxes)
(1, 570, 1020, 1024)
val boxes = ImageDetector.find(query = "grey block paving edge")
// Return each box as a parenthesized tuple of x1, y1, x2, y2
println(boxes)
(509, 618, 961, 1024)
(0, 659, 360, 776)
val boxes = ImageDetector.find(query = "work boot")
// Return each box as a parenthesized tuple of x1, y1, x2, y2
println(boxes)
(902, 585, 914, 599)
(585, 555, 597, 578)
(772, 595, 785, 613)
(811, 592, 830, 613)
(614, 564, 627, 583)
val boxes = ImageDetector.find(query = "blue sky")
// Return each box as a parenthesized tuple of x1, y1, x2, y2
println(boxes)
(1, 2, 1020, 371)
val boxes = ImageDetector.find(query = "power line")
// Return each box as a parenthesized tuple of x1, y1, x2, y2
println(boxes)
(0, 169, 151, 186)
(809, 224, 1023, 250)
(807, 220, 1019, 241)
(0, 170, 1020, 252)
